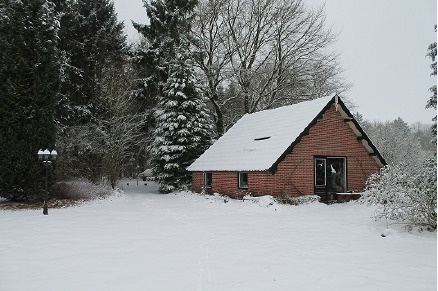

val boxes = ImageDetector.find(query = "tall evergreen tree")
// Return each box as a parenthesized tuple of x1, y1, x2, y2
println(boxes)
(150, 43, 213, 193)
(56, 0, 127, 127)
(426, 25, 437, 137)
(0, 0, 60, 201)
(131, 0, 198, 115)
(55, 0, 128, 182)
(133, 0, 213, 192)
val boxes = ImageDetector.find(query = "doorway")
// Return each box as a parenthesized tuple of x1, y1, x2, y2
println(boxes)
(314, 157, 346, 201)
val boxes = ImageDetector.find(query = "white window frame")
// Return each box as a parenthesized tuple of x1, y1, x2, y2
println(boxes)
(238, 172, 248, 189)
(204, 172, 212, 188)
(315, 158, 327, 186)
(314, 157, 347, 190)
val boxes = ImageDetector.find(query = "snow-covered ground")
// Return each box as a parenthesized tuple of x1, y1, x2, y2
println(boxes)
(0, 179, 436, 291)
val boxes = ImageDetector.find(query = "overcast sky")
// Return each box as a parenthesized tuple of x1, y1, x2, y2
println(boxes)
(113, 0, 437, 125)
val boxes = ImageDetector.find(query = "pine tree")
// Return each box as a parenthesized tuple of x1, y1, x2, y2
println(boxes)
(131, 0, 198, 116)
(150, 44, 213, 193)
(133, 0, 213, 192)
(130, 0, 201, 172)
(426, 25, 437, 137)
(54, 0, 86, 127)
(55, 0, 126, 127)
(0, 0, 60, 201)
(55, 0, 128, 182)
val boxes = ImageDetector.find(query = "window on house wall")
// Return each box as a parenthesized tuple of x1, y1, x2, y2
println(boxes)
(204, 172, 212, 188)
(315, 158, 326, 186)
(238, 172, 248, 189)
(314, 157, 346, 192)
(326, 157, 346, 193)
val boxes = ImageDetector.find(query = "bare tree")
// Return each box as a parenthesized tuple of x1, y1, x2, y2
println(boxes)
(191, 0, 232, 136)
(192, 0, 348, 136)
(99, 65, 143, 189)
(361, 118, 430, 169)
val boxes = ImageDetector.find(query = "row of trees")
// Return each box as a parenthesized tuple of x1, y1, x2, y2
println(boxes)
(130, 0, 347, 192)
(426, 25, 437, 135)
(0, 0, 133, 200)
(358, 117, 436, 169)
(0, 0, 59, 201)
(362, 161, 436, 231)
(359, 29, 437, 230)
(1, 0, 432, 202)
(4, 0, 342, 199)
(190, 0, 347, 135)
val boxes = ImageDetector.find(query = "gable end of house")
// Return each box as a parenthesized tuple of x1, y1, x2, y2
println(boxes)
(268, 95, 386, 174)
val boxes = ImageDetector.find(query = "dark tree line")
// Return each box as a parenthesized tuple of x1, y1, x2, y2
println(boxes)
(53, 0, 130, 184)
(0, 0, 362, 199)
(0, 0, 130, 201)
(0, 0, 60, 201)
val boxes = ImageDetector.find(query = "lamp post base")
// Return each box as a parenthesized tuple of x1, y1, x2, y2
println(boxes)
(43, 201, 48, 215)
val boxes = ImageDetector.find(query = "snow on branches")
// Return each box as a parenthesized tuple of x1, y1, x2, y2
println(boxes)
(361, 160, 437, 231)
(149, 47, 213, 193)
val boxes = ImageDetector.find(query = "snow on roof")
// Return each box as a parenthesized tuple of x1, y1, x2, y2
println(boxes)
(187, 95, 335, 172)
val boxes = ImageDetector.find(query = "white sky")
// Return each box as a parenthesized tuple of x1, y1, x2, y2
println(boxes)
(113, 0, 437, 124)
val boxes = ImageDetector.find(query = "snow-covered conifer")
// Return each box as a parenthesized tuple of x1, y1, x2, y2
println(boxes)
(130, 0, 198, 122)
(133, 0, 211, 192)
(56, 0, 126, 127)
(0, 0, 60, 201)
(55, 0, 128, 182)
(150, 43, 213, 193)
(426, 25, 437, 137)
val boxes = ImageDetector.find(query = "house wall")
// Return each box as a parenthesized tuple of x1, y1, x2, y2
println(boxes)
(191, 105, 381, 198)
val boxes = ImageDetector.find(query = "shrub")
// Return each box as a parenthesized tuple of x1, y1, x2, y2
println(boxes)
(361, 160, 437, 231)
(51, 179, 113, 200)
(275, 193, 321, 205)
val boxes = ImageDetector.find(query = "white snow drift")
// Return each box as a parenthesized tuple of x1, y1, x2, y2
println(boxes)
(0, 180, 436, 291)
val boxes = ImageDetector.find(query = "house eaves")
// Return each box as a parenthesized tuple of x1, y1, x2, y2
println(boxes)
(268, 95, 386, 174)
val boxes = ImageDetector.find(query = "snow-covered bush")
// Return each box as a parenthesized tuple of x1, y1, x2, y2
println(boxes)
(52, 179, 113, 200)
(275, 194, 321, 205)
(361, 160, 437, 231)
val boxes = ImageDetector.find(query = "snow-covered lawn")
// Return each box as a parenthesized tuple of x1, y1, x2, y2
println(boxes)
(0, 180, 436, 291)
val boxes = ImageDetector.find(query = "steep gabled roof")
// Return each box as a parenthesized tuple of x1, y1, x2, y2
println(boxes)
(187, 95, 386, 173)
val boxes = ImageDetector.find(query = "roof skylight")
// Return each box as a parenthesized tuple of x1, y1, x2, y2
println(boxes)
(254, 137, 271, 141)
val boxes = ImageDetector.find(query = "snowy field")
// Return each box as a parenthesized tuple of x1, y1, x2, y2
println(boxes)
(0, 179, 436, 291)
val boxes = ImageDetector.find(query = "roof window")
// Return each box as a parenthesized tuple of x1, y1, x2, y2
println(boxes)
(254, 136, 271, 141)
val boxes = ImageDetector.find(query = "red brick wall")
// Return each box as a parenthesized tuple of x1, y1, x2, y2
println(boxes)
(191, 105, 381, 198)
(192, 172, 204, 193)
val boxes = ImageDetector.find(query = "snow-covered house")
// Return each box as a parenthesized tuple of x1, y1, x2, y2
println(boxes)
(187, 95, 386, 201)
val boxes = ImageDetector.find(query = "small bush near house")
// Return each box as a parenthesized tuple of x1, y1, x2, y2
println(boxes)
(52, 179, 113, 200)
(360, 159, 437, 231)
(0, 179, 114, 211)
(274, 193, 321, 205)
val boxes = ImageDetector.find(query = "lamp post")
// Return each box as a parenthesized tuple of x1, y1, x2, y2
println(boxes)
(38, 149, 57, 215)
